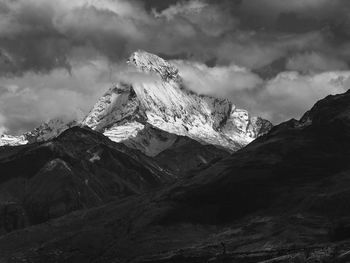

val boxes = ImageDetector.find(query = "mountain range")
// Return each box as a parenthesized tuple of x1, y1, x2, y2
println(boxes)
(0, 51, 272, 235)
(0, 51, 272, 155)
(2, 52, 350, 262)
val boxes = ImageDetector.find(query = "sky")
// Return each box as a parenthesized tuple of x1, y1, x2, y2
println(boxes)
(1, 0, 350, 134)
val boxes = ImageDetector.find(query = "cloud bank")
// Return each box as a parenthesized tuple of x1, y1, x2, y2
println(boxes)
(175, 61, 350, 124)
(0, 58, 117, 134)
(2, 0, 349, 74)
(1, 0, 350, 133)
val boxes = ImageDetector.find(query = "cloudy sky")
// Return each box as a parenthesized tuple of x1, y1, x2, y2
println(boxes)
(1, 0, 350, 134)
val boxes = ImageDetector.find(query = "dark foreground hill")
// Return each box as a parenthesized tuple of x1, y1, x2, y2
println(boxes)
(3, 90, 350, 262)
(0, 126, 177, 232)
(0, 125, 228, 235)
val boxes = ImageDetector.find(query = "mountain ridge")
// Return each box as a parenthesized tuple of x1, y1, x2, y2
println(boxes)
(2, 89, 350, 262)
(82, 51, 272, 155)
(0, 51, 272, 156)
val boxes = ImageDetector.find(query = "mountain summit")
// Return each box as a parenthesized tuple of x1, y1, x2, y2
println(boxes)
(0, 51, 271, 156)
(82, 51, 272, 156)
(128, 51, 180, 81)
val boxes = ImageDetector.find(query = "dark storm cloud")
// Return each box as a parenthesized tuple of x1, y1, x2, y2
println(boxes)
(0, 0, 239, 75)
(0, 0, 349, 75)
(139, 0, 181, 11)
(1, 0, 350, 133)
(0, 0, 73, 74)
(175, 60, 350, 124)
(237, 0, 342, 31)
(0, 59, 117, 134)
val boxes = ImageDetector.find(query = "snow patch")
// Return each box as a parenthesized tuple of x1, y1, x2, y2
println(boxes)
(89, 152, 101, 163)
(0, 134, 27, 147)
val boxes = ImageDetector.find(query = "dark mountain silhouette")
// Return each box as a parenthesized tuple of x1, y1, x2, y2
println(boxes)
(2, 90, 350, 262)
(0, 126, 176, 230)
(0, 125, 228, 234)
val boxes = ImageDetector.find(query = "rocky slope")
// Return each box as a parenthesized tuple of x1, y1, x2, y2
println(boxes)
(0, 126, 176, 234)
(2, 85, 350, 262)
(82, 51, 272, 156)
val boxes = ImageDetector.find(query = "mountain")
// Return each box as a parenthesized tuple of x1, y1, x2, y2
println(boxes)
(0, 118, 77, 147)
(0, 51, 271, 179)
(23, 118, 78, 143)
(2, 89, 350, 262)
(0, 126, 177, 234)
(0, 52, 271, 165)
(82, 51, 272, 156)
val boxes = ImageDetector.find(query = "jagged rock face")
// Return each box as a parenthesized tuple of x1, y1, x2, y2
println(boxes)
(128, 51, 180, 82)
(83, 83, 143, 132)
(83, 51, 272, 155)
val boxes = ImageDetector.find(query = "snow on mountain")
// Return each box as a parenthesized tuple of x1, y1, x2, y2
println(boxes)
(0, 119, 78, 147)
(82, 51, 272, 155)
(24, 118, 78, 143)
(0, 51, 272, 153)
(0, 134, 27, 147)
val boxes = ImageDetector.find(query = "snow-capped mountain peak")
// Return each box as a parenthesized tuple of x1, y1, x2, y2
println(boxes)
(0, 51, 272, 155)
(83, 51, 272, 155)
(83, 82, 141, 132)
(128, 51, 180, 82)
